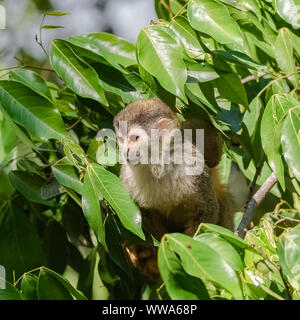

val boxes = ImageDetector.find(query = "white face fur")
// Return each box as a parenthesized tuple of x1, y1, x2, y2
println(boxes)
(116, 122, 185, 166)
(116, 125, 150, 164)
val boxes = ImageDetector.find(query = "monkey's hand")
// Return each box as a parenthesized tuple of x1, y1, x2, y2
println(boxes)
(125, 245, 160, 281)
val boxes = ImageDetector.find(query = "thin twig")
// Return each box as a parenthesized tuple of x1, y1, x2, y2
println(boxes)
(246, 154, 265, 207)
(67, 116, 84, 131)
(275, 217, 300, 226)
(237, 172, 278, 239)
(241, 72, 267, 84)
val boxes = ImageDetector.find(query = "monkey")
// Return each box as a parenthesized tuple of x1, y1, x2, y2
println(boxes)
(113, 97, 233, 280)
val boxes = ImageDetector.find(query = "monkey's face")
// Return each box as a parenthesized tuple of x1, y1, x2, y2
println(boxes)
(113, 98, 180, 165)
(116, 124, 150, 164)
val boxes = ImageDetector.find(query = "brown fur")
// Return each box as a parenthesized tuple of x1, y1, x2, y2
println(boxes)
(114, 98, 233, 280)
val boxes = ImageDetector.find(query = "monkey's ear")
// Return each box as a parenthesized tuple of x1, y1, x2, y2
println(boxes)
(156, 118, 177, 130)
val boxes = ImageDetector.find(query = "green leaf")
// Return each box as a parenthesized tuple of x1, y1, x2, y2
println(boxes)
(0, 205, 43, 282)
(82, 166, 105, 246)
(274, 28, 299, 88)
(170, 16, 204, 60)
(170, 0, 185, 15)
(0, 282, 23, 300)
(9, 171, 56, 206)
(49, 39, 108, 106)
(41, 25, 64, 29)
(214, 73, 248, 108)
(281, 107, 300, 181)
(69, 33, 137, 69)
(155, 0, 171, 20)
(198, 223, 248, 249)
(213, 50, 265, 71)
(52, 164, 83, 194)
(45, 11, 68, 16)
(243, 96, 263, 137)
(92, 62, 152, 105)
(186, 62, 220, 83)
(237, 0, 262, 21)
(0, 80, 67, 140)
(164, 233, 244, 299)
(86, 164, 145, 240)
(261, 94, 298, 188)
(275, 0, 300, 29)
(195, 233, 244, 271)
(9, 69, 52, 100)
(278, 229, 300, 289)
(158, 238, 209, 299)
(187, 0, 244, 49)
(186, 82, 219, 114)
(137, 25, 187, 102)
(38, 267, 87, 300)
(37, 269, 73, 300)
(21, 274, 38, 300)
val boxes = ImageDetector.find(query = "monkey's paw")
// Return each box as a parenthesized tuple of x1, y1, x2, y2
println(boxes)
(125, 245, 160, 281)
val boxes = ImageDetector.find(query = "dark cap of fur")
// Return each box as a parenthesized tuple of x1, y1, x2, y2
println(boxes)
(113, 98, 178, 133)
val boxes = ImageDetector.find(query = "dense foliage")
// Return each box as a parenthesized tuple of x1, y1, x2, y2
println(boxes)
(0, 0, 300, 300)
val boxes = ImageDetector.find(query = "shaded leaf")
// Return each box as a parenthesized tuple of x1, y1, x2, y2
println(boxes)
(158, 238, 209, 300)
(69, 33, 137, 70)
(49, 39, 108, 107)
(281, 107, 300, 181)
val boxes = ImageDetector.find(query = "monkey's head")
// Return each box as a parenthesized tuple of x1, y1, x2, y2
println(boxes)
(113, 98, 179, 165)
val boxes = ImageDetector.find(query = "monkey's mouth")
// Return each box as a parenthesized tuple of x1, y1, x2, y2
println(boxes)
(126, 153, 143, 164)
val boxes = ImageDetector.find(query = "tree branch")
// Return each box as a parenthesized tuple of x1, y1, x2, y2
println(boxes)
(236, 172, 278, 239)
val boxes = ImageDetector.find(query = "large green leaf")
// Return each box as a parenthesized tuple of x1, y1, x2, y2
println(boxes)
(52, 164, 83, 194)
(261, 94, 298, 188)
(9, 69, 52, 100)
(281, 107, 300, 181)
(37, 267, 87, 300)
(136, 25, 187, 102)
(69, 33, 137, 70)
(0, 282, 23, 300)
(195, 233, 244, 271)
(278, 229, 300, 289)
(214, 73, 248, 108)
(82, 165, 105, 246)
(170, 16, 204, 60)
(158, 238, 209, 300)
(164, 233, 244, 299)
(0, 204, 43, 282)
(274, 28, 299, 88)
(37, 269, 73, 300)
(213, 50, 265, 71)
(49, 39, 108, 106)
(243, 96, 263, 138)
(85, 164, 145, 240)
(197, 223, 248, 249)
(0, 80, 67, 140)
(275, 0, 300, 29)
(21, 274, 38, 300)
(186, 62, 220, 83)
(187, 0, 244, 49)
(92, 62, 152, 105)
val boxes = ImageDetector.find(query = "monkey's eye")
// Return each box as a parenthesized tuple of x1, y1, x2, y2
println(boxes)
(129, 135, 140, 142)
